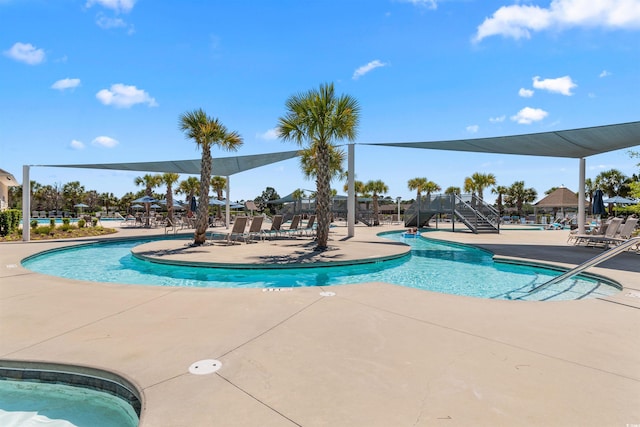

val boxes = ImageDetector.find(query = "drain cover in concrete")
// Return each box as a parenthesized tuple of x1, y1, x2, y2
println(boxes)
(189, 359, 221, 375)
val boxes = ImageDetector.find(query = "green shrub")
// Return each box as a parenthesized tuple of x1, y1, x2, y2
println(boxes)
(61, 224, 71, 232)
(31, 219, 39, 229)
(0, 209, 22, 237)
(62, 217, 70, 226)
(77, 219, 86, 228)
(49, 218, 56, 228)
(35, 226, 51, 235)
(92, 218, 98, 227)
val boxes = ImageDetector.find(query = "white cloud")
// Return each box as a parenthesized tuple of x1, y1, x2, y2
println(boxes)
(519, 88, 534, 97)
(96, 83, 158, 108)
(599, 70, 612, 78)
(397, 0, 438, 9)
(92, 136, 119, 148)
(352, 59, 388, 80)
(532, 75, 577, 95)
(257, 128, 280, 140)
(466, 125, 479, 133)
(489, 115, 506, 123)
(96, 15, 126, 29)
(473, 0, 640, 43)
(3, 42, 45, 65)
(51, 78, 81, 91)
(510, 107, 548, 124)
(70, 140, 85, 150)
(86, 0, 136, 13)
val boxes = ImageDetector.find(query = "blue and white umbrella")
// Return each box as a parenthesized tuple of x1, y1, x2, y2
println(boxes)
(603, 195, 637, 204)
(133, 195, 157, 203)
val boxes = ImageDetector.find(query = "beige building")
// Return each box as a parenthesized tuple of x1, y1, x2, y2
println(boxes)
(0, 168, 19, 211)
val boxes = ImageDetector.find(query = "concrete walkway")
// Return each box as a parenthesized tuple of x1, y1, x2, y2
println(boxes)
(1, 222, 639, 426)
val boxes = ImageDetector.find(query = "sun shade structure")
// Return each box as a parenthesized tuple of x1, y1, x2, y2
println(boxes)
(365, 121, 640, 158)
(41, 150, 301, 176)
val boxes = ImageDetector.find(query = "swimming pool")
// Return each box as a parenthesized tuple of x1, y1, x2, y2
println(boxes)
(21, 232, 620, 301)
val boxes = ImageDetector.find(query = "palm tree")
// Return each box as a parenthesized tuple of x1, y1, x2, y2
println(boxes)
(444, 186, 461, 196)
(584, 177, 596, 212)
(176, 176, 200, 216)
(179, 109, 243, 245)
(160, 173, 180, 222)
(134, 174, 162, 225)
(595, 169, 627, 197)
(210, 175, 227, 219)
(504, 181, 537, 217)
(365, 179, 388, 226)
(278, 82, 360, 250)
(343, 178, 366, 221)
(491, 185, 509, 216)
(467, 172, 496, 201)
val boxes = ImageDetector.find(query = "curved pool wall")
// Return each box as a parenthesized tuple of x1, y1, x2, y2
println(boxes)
(20, 232, 622, 301)
(0, 360, 141, 426)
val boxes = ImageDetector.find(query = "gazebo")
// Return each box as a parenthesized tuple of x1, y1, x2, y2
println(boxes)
(533, 186, 579, 223)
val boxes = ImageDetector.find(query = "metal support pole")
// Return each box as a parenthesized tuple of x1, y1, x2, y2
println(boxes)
(347, 144, 355, 237)
(578, 158, 586, 235)
(22, 165, 30, 241)
(225, 176, 230, 229)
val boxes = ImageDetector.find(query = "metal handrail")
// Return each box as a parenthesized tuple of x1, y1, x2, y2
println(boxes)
(528, 237, 640, 294)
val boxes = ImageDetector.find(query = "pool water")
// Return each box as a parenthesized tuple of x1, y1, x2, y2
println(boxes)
(21, 232, 620, 301)
(0, 380, 138, 427)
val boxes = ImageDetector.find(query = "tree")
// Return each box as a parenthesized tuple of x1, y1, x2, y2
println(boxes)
(134, 174, 162, 226)
(408, 177, 428, 201)
(595, 169, 628, 197)
(292, 188, 305, 215)
(176, 176, 200, 216)
(365, 179, 388, 226)
(210, 175, 227, 220)
(278, 82, 360, 250)
(254, 187, 280, 215)
(179, 109, 243, 245)
(100, 192, 118, 214)
(161, 173, 180, 222)
(491, 185, 509, 216)
(444, 186, 461, 196)
(504, 181, 537, 217)
(466, 172, 496, 201)
(62, 181, 85, 211)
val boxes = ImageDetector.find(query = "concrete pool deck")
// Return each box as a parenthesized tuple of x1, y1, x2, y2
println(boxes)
(1, 222, 639, 426)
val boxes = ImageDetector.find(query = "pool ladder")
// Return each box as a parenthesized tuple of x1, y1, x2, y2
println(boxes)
(528, 237, 639, 296)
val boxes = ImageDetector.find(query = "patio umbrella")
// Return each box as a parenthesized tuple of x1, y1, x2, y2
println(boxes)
(133, 195, 157, 203)
(209, 199, 226, 206)
(150, 204, 162, 209)
(131, 204, 143, 209)
(190, 196, 197, 212)
(592, 190, 606, 215)
(74, 203, 89, 214)
(603, 195, 637, 204)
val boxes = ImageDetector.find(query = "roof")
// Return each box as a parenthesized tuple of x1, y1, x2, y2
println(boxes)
(534, 187, 579, 208)
(365, 121, 640, 158)
(0, 168, 20, 187)
(41, 150, 301, 176)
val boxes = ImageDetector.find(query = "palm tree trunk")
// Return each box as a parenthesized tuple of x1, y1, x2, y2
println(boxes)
(194, 148, 211, 245)
(315, 146, 331, 250)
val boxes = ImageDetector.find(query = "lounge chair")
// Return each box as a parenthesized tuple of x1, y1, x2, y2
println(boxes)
(298, 214, 316, 238)
(582, 217, 623, 248)
(587, 217, 638, 248)
(261, 215, 283, 240)
(217, 216, 248, 245)
(245, 216, 264, 243)
(278, 214, 301, 238)
(569, 218, 611, 245)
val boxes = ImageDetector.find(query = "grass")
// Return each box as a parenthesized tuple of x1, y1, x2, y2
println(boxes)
(0, 226, 117, 242)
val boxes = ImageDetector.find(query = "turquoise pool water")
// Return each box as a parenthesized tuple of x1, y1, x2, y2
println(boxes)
(0, 379, 138, 427)
(21, 232, 620, 301)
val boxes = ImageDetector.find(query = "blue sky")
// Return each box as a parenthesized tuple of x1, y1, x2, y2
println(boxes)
(2, 0, 639, 203)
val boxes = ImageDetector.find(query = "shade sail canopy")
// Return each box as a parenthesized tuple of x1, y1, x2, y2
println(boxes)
(534, 187, 579, 208)
(364, 121, 640, 158)
(41, 150, 301, 176)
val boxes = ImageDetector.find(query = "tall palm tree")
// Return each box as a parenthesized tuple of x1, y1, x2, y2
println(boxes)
(176, 176, 200, 216)
(343, 179, 366, 220)
(467, 172, 496, 201)
(408, 177, 428, 201)
(134, 174, 162, 225)
(278, 82, 360, 250)
(160, 173, 180, 222)
(491, 185, 509, 216)
(179, 109, 243, 245)
(210, 175, 227, 219)
(595, 169, 627, 197)
(365, 179, 388, 226)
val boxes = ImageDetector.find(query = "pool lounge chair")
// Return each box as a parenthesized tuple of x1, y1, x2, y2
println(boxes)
(217, 216, 248, 245)
(278, 214, 301, 238)
(581, 217, 623, 248)
(261, 215, 283, 240)
(298, 214, 316, 238)
(587, 217, 638, 248)
(245, 216, 264, 243)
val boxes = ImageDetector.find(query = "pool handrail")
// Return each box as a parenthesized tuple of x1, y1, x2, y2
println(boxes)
(528, 237, 640, 295)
